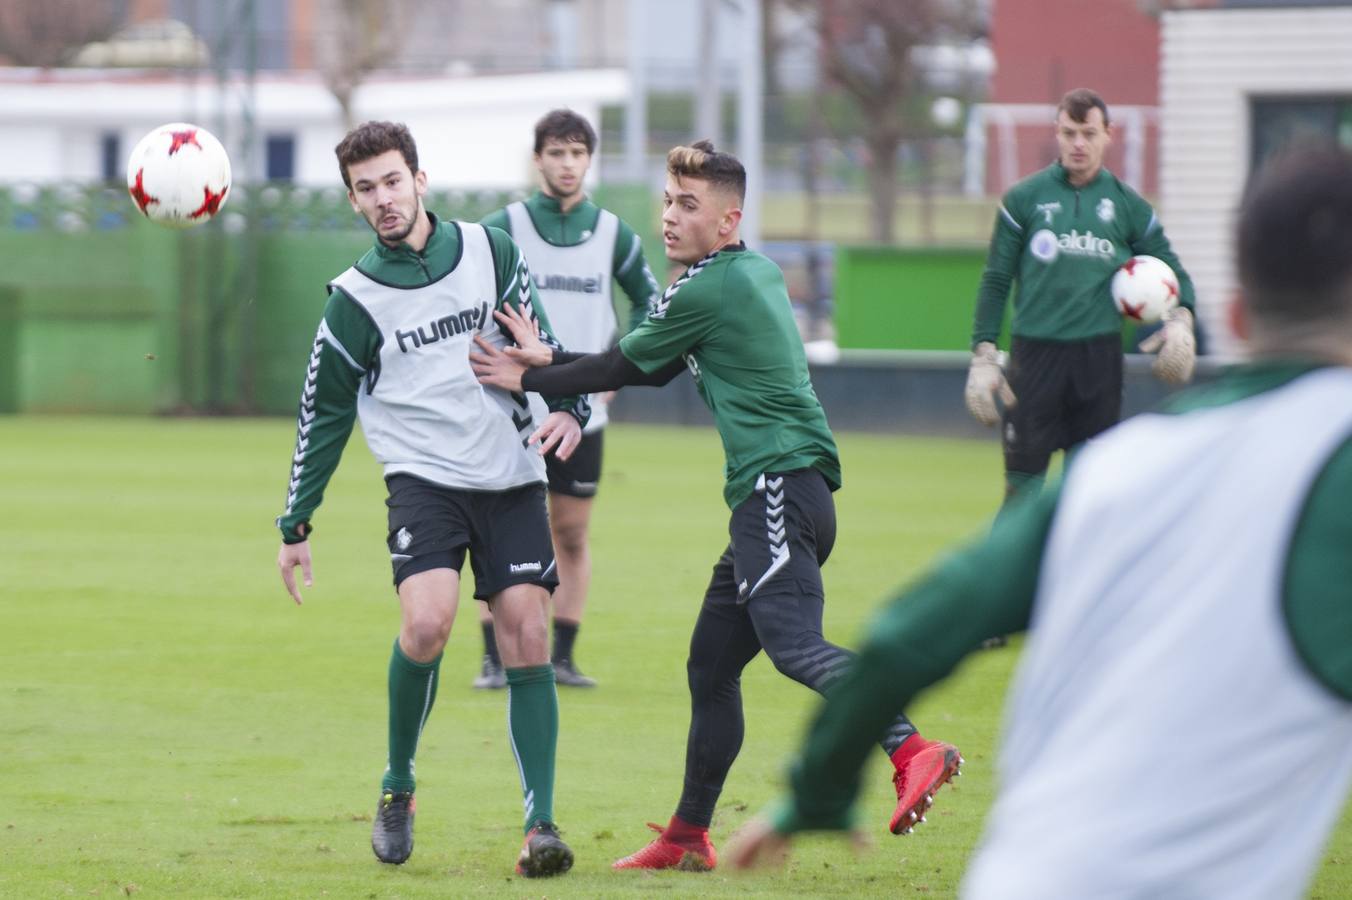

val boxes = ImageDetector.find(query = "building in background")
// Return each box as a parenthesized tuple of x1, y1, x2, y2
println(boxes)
(1160, 0, 1352, 357)
(0, 68, 626, 188)
(970, 0, 1168, 198)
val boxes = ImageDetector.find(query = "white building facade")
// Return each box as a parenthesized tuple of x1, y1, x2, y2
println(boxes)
(0, 67, 628, 190)
(1160, 4, 1352, 357)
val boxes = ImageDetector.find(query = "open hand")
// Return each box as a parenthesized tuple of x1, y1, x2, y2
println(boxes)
(494, 304, 553, 368)
(531, 410, 582, 461)
(470, 335, 530, 392)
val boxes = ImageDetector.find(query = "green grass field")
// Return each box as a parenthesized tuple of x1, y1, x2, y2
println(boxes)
(2, 417, 1349, 898)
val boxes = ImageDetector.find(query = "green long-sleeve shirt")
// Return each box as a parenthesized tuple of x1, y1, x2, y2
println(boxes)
(275, 214, 585, 544)
(774, 362, 1352, 835)
(971, 162, 1195, 347)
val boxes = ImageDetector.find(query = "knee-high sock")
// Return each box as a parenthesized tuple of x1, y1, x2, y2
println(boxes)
(506, 665, 558, 832)
(551, 618, 580, 663)
(382, 639, 441, 793)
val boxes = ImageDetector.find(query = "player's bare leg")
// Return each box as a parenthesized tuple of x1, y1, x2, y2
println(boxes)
(472, 599, 506, 689)
(548, 493, 596, 686)
(373, 567, 459, 865)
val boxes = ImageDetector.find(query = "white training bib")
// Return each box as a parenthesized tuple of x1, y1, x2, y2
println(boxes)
(507, 200, 619, 433)
(329, 221, 546, 490)
(965, 368, 1352, 900)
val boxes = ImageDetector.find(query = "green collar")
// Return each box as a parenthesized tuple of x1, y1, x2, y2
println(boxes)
(1051, 161, 1110, 190)
(529, 190, 598, 218)
(1163, 360, 1330, 414)
(357, 212, 463, 286)
(370, 210, 448, 261)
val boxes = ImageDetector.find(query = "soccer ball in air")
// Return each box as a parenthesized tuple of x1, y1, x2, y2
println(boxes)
(126, 122, 231, 228)
(1111, 255, 1179, 324)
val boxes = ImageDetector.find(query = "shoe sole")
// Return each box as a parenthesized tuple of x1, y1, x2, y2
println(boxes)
(675, 851, 714, 872)
(612, 849, 715, 871)
(891, 747, 964, 835)
(517, 843, 574, 878)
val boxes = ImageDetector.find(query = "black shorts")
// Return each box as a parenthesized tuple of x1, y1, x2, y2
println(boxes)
(1003, 335, 1123, 476)
(384, 474, 558, 600)
(545, 430, 603, 498)
(717, 468, 837, 607)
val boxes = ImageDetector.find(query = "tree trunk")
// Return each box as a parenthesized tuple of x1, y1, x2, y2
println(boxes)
(694, 0, 720, 144)
(866, 135, 899, 243)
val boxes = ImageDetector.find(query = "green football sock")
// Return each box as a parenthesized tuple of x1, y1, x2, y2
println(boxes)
(382, 638, 441, 793)
(505, 665, 558, 831)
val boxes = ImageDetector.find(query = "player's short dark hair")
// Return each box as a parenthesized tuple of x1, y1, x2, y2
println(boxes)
(335, 121, 419, 189)
(1238, 142, 1352, 326)
(1058, 88, 1110, 127)
(534, 109, 597, 155)
(666, 140, 747, 203)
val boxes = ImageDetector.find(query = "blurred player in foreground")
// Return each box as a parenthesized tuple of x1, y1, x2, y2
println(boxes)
(731, 143, 1352, 899)
(965, 88, 1197, 510)
(472, 109, 660, 690)
(471, 140, 960, 872)
(274, 121, 587, 878)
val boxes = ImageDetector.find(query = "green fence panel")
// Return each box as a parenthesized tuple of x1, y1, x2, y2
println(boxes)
(834, 246, 990, 351)
(254, 232, 374, 414)
(0, 225, 180, 413)
(0, 183, 667, 414)
(0, 287, 17, 413)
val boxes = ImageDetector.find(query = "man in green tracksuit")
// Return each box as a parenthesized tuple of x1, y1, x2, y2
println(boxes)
(728, 143, 1352, 900)
(471, 109, 660, 690)
(273, 121, 587, 878)
(964, 88, 1198, 507)
(471, 140, 959, 872)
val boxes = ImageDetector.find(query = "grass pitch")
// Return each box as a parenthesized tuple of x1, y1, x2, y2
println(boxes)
(1, 417, 1348, 899)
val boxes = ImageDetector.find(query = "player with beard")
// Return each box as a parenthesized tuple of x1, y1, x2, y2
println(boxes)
(275, 121, 587, 878)
(964, 89, 1198, 512)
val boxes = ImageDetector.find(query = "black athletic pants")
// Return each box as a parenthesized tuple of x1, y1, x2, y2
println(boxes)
(674, 468, 917, 828)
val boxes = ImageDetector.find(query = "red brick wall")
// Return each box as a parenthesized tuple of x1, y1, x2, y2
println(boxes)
(985, 0, 1164, 197)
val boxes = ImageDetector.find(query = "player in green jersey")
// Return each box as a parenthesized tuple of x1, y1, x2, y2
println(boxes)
(274, 121, 584, 878)
(730, 142, 1352, 899)
(471, 140, 960, 872)
(471, 109, 660, 690)
(965, 88, 1198, 509)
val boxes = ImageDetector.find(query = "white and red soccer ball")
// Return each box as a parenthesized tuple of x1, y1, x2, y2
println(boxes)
(126, 122, 231, 228)
(1112, 255, 1179, 324)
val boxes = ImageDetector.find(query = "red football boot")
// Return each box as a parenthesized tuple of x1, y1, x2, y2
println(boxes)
(890, 736, 963, 834)
(612, 820, 717, 871)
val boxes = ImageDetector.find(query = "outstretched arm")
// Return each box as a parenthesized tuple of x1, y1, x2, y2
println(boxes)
(472, 337, 685, 394)
(731, 486, 1060, 867)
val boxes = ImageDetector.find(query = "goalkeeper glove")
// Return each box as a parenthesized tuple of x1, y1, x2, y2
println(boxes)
(1140, 306, 1196, 385)
(964, 341, 1015, 427)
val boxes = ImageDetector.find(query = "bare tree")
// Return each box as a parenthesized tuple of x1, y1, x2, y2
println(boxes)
(790, 0, 978, 243)
(313, 0, 407, 131)
(0, 0, 125, 67)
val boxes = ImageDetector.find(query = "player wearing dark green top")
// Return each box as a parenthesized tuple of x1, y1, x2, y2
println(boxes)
(730, 145, 1352, 899)
(471, 141, 961, 872)
(274, 122, 580, 879)
(472, 110, 661, 691)
(965, 88, 1199, 507)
